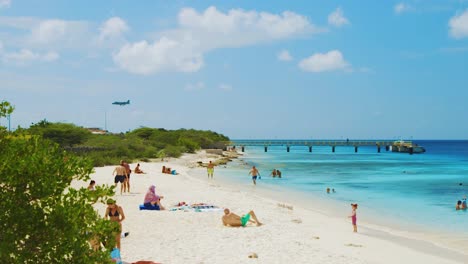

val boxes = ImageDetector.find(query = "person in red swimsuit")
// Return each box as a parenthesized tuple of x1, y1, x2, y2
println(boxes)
(348, 203, 358, 233)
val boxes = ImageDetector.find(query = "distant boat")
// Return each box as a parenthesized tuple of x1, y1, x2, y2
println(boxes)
(391, 140, 426, 154)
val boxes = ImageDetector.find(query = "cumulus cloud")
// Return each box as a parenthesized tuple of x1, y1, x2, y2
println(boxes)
(113, 6, 321, 74)
(1, 49, 59, 64)
(0, 0, 11, 8)
(219, 83, 232, 91)
(113, 38, 204, 74)
(277, 50, 293, 61)
(184, 81, 205, 91)
(298, 50, 349, 73)
(394, 3, 412, 14)
(99, 17, 129, 42)
(449, 9, 468, 39)
(328, 7, 349, 27)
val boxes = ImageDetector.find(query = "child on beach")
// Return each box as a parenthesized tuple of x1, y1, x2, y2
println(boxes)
(348, 203, 358, 232)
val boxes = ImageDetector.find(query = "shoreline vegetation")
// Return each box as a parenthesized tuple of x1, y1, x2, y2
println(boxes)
(16, 120, 230, 166)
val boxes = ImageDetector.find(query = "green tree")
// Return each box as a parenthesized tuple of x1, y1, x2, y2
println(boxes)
(0, 102, 116, 263)
(28, 121, 91, 147)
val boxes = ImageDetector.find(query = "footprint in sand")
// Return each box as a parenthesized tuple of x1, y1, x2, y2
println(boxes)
(291, 219, 302, 224)
(345, 243, 363, 247)
(312, 236, 320, 240)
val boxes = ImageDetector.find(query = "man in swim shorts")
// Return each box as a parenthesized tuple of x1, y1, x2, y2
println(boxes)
(222, 208, 262, 227)
(207, 161, 215, 179)
(249, 166, 260, 185)
(113, 162, 128, 194)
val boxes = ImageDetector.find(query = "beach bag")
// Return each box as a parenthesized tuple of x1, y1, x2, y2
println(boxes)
(110, 248, 123, 264)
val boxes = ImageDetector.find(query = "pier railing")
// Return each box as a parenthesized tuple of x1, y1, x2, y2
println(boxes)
(227, 140, 402, 153)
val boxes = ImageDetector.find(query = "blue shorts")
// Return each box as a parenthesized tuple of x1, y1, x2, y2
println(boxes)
(252, 176, 257, 180)
(114, 175, 125, 183)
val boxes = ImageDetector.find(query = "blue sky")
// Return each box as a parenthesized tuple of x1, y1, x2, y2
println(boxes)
(1, 0, 468, 139)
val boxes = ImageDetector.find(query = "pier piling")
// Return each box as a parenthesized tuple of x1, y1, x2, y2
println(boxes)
(287, 146, 290, 152)
(241, 146, 245, 152)
(355, 146, 358, 153)
(377, 146, 381, 153)
(264, 146, 268, 152)
(309, 146, 312, 152)
(332, 146, 335, 153)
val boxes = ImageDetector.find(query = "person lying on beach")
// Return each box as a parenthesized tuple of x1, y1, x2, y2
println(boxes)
(222, 208, 262, 227)
(134, 163, 146, 174)
(143, 185, 165, 210)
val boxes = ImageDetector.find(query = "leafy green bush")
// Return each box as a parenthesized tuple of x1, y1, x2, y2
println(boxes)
(0, 102, 116, 263)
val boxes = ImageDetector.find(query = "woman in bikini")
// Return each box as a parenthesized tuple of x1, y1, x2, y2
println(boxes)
(104, 199, 125, 249)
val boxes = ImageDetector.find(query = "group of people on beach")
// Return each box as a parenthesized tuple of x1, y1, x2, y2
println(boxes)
(112, 160, 132, 194)
(456, 196, 467, 210)
(95, 157, 360, 256)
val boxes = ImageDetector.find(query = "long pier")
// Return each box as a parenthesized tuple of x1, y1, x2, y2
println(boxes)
(229, 140, 400, 153)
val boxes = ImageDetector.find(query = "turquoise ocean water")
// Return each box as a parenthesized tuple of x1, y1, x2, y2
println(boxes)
(216, 140, 468, 237)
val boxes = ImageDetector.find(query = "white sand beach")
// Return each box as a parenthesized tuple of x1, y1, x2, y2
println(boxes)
(77, 151, 467, 264)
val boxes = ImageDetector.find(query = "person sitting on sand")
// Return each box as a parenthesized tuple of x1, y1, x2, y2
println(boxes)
(222, 208, 262, 227)
(143, 185, 165, 210)
(134, 163, 145, 174)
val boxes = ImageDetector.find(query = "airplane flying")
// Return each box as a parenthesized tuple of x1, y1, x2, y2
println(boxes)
(112, 100, 130, 106)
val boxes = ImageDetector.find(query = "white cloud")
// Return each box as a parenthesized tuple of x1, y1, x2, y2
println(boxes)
(184, 81, 205, 91)
(277, 50, 293, 61)
(449, 9, 468, 39)
(2, 49, 59, 64)
(113, 38, 204, 74)
(219, 83, 232, 91)
(298, 50, 349, 73)
(328, 7, 349, 27)
(114, 6, 321, 74)
(99, 17, 129, 42)
(0, 0, 11, 8)
(394, 3, 412, 14)
(29, 19, 89, 47)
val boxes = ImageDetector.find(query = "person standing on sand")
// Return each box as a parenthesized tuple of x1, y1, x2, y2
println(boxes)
(348, 203, 358, 233)
(249, 166, 260, 185)
(104, 199, 125, 250)
(113, 162, 128, 194)
(222, 208, 262, 227)
(122, 161, 132, 193)
(207, 161, 215, 179)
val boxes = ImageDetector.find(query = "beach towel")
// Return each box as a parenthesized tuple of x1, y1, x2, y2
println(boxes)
(139, 204, 160, 210)
(169, 203, 222, 212)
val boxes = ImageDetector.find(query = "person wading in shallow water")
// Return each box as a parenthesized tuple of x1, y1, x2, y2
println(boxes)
(249, 166, 260, 185)
(207, 161, 215, 179)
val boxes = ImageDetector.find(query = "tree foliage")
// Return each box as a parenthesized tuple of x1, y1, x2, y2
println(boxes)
(0, 102, 116, 263)
(28, 120, 91, 147)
